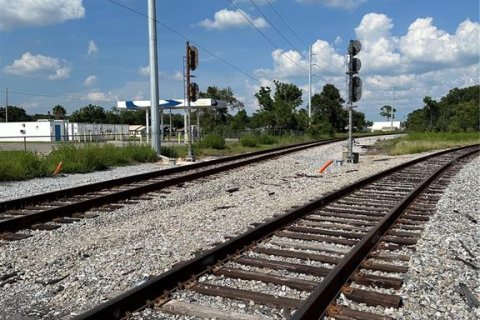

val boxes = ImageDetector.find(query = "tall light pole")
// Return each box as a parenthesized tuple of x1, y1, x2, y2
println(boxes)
(148, 0, 161, 154)
(308, 45, 312, 123)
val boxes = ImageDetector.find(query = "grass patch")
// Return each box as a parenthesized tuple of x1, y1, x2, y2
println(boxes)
(46, 144, 157, 173)
(374, 132, 480, 155)
(0, 151, 47, 181)
(199, 134, 226, 150)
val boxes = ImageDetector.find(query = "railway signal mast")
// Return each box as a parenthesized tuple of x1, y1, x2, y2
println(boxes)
(186, 42, 199, 161)
(346, 40, 362, 163)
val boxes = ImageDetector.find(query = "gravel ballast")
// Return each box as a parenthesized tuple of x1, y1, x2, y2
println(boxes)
(0, 137, 477, 319)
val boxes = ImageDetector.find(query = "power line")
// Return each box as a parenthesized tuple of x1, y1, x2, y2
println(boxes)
(265, 0, 308, 49)
(106, 0, 259, 82)
(227, 0, 308, 73)
(248, 0, 307, 60)
(6, 89, 117, 103)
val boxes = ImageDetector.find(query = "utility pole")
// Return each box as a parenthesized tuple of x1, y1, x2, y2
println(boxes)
(391, 85, 394, 131)
(5, 88, 8, 122)
(308, 45, 312, 123)
(148, 0, 161, 154)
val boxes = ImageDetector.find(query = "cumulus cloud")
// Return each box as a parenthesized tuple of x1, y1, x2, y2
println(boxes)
(354, 13, 404, 73)
(84, 75, 97, 86)
(0, 0, 85, 30)
(255, 39, 343, 78)
(399, 17, 480, 66)
(296, 0, 367, 10)
(4, 52, 71, 80)
(86, 90, 118, 102)
(253, 12, 479, 121)
(139, 65, 150, 77)
(355, 13, 480, 74)
(199, 9, 268, 30)
(87, 40, 98, 56)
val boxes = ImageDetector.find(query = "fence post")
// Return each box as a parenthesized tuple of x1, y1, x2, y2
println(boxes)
(24, 137, 27, 151)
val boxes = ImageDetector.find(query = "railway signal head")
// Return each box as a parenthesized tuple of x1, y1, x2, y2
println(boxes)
(350, 75, 362, 102)
(348, 57, 361, 74)
(187, 45, 199, 71)
(347, 40, 362, 102)
(348, 40, 362, 56)
(189, 82, 199, 102)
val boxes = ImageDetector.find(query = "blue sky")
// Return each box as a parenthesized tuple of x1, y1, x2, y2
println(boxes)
(0, 0, 478, 121)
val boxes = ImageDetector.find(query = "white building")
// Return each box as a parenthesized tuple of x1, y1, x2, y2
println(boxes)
(0, 120, 128, 142)
(0, 119, 67, 142)
(369, 121, 401, 131)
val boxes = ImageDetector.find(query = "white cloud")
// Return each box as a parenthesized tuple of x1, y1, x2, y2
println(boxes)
(296, 0, 367, 10)
(4, 52, 71, 80)
(199, 9, 268, 30)
(173, 71, 184, 81)
(139, 65, 150, 77)
(334, 36, 343, 46)
(253, 12, 479, 121)
(236, 0, 276, 5)
(86, 90, 118, 102)
(87, 40, 98, 56)
(84, 75, 97, 86)
(255, 39, 343, 78)
(354, 13, 404, 73)
(0, 0, 85, 30)
(139, 66, 184, 81)
(399, 17, 480, 66)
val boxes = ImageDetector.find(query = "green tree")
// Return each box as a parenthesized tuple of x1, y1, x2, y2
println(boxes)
(52, 105, 67, 119)
(119, 109, 146, 125)
(352, 109, 368, 131)
(405, 109, 427, 132)
(199, 86, 244, 111)
(253, 80, 303, 130)
(380, 105, 397, 122)
(198, 86, 244, 132)
(105, 107, 120, 124)
(422, 97, 439, 131)
(230, 109, 249, 131)
(311, 84, 346, 132)
(69, 104, 107, 123)
(405, 85, 480, 132)
(0, 106, 31, 122)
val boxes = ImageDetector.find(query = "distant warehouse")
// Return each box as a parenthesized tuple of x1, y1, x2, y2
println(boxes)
(369, 121, 401, 132)
(0, 119, 129, 142)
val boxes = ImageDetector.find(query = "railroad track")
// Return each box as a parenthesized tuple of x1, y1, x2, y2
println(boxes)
(74, 144, 478, 320)
(0, 139, 342, 239)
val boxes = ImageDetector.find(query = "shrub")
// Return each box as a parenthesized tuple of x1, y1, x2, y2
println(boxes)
(240, 135, 258, 147)
(0, 151, 47, 181)
(256, 135, 277, 145)
(200, 133, 226, 150)
(160, 146, 178, 158)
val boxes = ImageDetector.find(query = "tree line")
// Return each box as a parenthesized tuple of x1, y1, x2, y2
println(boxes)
(405, 85, 479, 132)
(0, 81, 372, 136)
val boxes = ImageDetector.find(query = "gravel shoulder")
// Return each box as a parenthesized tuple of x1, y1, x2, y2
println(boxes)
(0, 137, 476, 319)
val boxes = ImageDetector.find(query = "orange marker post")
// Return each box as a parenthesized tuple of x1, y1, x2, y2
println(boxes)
(319, 159, 334, 174)
(53, 161, 63, 176)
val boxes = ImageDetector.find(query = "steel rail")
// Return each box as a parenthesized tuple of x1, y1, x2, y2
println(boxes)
(291, 144, 479, 320)
(0, 132, 400, 213)
(75, 144, 479, 319)
(0, 139, 340, 233)
(0, 139, 337, 213)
